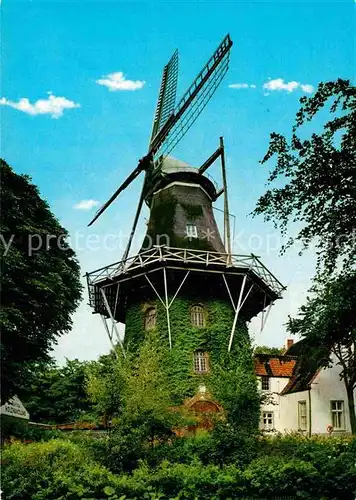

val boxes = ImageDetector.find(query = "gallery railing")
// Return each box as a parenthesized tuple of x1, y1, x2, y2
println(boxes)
(86, 245, 285, 297)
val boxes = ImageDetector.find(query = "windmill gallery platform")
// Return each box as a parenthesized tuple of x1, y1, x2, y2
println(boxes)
(86, 153, 284, 355)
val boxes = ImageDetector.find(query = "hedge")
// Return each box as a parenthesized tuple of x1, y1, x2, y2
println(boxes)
(2, 435, 356, 500)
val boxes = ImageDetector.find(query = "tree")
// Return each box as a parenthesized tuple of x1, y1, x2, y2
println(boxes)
(288, 272, 356, 434)
(253, 80, 356, 432)
(211, 337, 260, 436)
(86, 350, 124, 425)
(87, 333, 181, 438)
(86, 336, 184, 473)
(0, 160, 83, 402)
(121, 332, 181, 445)
(23, 358, 92, 424)
(254, 345, 285, 356)
(253, 79, 356, 275)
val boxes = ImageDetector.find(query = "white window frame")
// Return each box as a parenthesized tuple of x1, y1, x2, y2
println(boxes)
(331, 400, 345, 430)
(262, 411, 274, 431)
(191, 304, 205, 328)
(298, 400, 307, 431)
(193, 351, 208, 374)
(261, 376, 270, 391)
(186, 224, 198, 239)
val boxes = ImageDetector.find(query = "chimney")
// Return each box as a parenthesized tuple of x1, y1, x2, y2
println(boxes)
(285, 338, 294, 352)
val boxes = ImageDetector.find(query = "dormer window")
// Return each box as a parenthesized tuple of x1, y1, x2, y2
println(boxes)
(144, 307, 156, 330)
(193, 351, 209, 374)
(261, 376, 270, 391)
(191, 304, 205, 327)
(186, 224, 198, 239)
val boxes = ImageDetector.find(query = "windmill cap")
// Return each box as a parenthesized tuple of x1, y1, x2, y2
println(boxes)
(160, 155, 198, 174)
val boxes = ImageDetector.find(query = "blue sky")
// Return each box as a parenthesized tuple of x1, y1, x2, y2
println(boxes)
(2, 0, 354, 361)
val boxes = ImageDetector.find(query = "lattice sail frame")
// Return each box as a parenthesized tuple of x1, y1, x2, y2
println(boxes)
(150, 34, 233, 162)
(150, 49, 179, 147)
(155, 53, 230, 164)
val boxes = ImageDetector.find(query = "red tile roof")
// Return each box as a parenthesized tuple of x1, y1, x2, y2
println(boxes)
(254, 355, 297, 378)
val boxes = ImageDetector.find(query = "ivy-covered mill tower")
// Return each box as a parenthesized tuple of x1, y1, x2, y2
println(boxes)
(86, 35, 284, 416)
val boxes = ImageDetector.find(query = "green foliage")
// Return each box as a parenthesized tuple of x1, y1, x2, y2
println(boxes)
(253, 79, 356, 275)
(244, 456, 318, 498)
(23, 358, 92, 424)
(86, 352, 125, 424)
(256, 433, 356, 499)
(123, 331, 175, 423)
(1, 439, 119, 500)
(85, 296, 259, 469)
(3, 435, 356, 499)
(151, 426, 259, 469)
(86, 332, 186, 471)
(0, 159, 83, 402)
(252, 79, 356, 436)
(114, 460, 245, 499)
(85, 435, 356, 499)
(210, 337, 260, 434)
(125, 296, 258, 417)
(254, 345, 285, 355)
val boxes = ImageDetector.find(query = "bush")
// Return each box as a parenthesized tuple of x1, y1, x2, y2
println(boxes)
(1, 439, 119, 500)
(148, 423, 260, 468)
(2, 434, 356, 500)
(254, 434, 356, 499)
(244, 456, 318, 499)
(114, 460, 245, 499)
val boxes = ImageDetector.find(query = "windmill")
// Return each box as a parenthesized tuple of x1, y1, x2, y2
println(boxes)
(88, 34, 233, 260)
(87, 35, 284, 415)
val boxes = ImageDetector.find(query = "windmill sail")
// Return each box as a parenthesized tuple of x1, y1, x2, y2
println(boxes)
(150, 49, 179, 147)
(88, 35, 232, 228)
(150, 34, 232, 163)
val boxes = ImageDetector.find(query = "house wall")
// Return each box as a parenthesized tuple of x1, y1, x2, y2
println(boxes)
(258, 377, 290, 432)
(309, 359, 354, 435)
(279, 390, 310, 434)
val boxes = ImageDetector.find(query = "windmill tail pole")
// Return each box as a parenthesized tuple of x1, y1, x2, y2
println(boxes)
(220, 137, 232, 263)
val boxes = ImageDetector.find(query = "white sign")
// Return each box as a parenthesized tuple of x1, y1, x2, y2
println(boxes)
(0, 395, 29, 420)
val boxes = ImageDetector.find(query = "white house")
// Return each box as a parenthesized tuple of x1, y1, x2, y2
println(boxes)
(255, 339, 355, 435)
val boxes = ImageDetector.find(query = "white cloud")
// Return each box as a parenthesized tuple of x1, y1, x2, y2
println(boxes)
(229, 83, 256, 89)
(0, 92, 80, 118)
(300, 83, 314, 93)
(263, 78, 314, 94)
(96, 72, 145, 91)
(73, 199, 100, 210)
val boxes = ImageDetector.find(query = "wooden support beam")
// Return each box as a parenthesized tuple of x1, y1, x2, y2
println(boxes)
(100, 315, 119, 359)
(198, 146, 223, 174)
(163, 268, 172, 349)
(215, 188, 224, 199)
(260, 299, 273, 333)
(111, 283, 120, 339)
(222, 274, 236, 310)
(100, 288, 126, 357)
(168, 271, 190, 308)
(228, 275, 246, 352)
(227, 277, 254, 352)
(220, 137, 231, 262)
